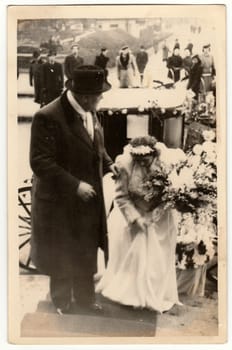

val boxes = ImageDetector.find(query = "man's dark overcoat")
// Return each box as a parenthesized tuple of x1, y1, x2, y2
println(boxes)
(136, 51, 148, 74)
(30, 91, 113, 278)
(40, 62, 64, 105)
(64, 55, 84, 88)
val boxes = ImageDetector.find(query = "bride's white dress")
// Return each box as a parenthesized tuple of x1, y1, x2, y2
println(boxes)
(96, 150, 181, 313)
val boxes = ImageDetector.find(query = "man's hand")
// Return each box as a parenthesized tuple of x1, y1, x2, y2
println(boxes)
(109, 163, 120, 178)
(76, 181, 96, 202)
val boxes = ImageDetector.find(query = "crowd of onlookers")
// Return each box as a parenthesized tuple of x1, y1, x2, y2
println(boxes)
(162, 39, 216, 100)
(24, 35, 216, 107)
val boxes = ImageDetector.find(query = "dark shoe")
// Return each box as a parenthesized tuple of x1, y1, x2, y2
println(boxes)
(75, 302, 104, 315)
(89, 302, 104, 313)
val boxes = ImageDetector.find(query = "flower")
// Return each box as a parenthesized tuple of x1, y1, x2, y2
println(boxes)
(187, 155, 201, 170)
(129, 145, 154, 156)
(202, 130, 216, 142)
(193, 144, 203, 155)
(168, 170, 184, 189)
(159, 148, 186, 168)
(122, 108, 128, 114)
(202, 141, 216, 153)
(178, 167, 196, 188)
(204, 150, 217, 164)
(176, 210, 217, 270)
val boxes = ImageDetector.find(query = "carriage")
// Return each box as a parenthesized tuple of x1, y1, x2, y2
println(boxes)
(18, 83, 217, 285)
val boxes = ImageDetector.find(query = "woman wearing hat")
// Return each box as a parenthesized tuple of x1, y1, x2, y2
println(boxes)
(116, 46, 137, 88)
(96, 136, 181, 313)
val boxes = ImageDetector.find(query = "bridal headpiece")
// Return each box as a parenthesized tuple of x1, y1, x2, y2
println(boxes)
(128, 136, 158, 157)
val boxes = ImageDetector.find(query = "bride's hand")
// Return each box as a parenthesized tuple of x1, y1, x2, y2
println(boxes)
(133, 217, 147, 233)
(152, 205, 165, 222)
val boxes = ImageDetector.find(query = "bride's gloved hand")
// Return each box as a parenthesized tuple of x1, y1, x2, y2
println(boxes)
(132, 217, 147, 233)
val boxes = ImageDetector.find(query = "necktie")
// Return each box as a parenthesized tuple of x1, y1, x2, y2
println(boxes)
(82, 112, 94, 141)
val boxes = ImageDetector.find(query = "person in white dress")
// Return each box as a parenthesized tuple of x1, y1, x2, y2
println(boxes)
(96, 136, 182, 313)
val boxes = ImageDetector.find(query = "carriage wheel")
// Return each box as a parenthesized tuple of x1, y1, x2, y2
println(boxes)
(18, 179, 37, 272)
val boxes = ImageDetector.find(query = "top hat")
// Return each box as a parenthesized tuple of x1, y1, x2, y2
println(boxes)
(70, 65, 111, 94)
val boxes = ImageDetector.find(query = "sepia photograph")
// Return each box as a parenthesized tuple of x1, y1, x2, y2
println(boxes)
(7, 3, 226, 345)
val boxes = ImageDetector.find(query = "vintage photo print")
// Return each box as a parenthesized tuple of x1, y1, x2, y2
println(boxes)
(8, 4, 226, 345)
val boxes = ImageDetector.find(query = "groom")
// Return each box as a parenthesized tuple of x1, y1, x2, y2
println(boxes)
(30, 65, 118, 314)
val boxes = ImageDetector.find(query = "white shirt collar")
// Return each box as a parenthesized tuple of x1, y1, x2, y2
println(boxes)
(67, 90, 87, 119)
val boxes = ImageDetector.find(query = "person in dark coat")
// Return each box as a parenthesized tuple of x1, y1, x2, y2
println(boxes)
(167, 48, 183, 82)
(162, 40, 170, 62)
(182, 48, 192, 75)
(173, 39, 180, 51)
(40, 51, 64, 106)
(29, 49, 45, 104)
(186, 40, 193, 55)
(136, 45, 148, 85)
(64, 44, 84, 89)
(30, 65, 119, 315)
(94, 48, 109, 79)
(186, 55, 203, 99)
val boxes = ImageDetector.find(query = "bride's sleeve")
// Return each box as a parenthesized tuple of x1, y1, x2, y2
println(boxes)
(114, 157, 141, 225)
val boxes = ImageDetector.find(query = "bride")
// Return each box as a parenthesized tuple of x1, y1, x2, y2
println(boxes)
(96, 136, 182, 313)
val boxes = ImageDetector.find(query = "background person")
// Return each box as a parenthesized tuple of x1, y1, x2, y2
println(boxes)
(40, 50, 64, 106)
(200, 44, 216, 93)
(29, 49, 45, 104)
(167, 47, 183, 82)
(136, 45, 148, 86)
(116, 46, 137, 88)
(64, 44, 84, 89)
(182, 48, 193, 76)
(94, 48, 110, 80)
(186, 54, 203, 100)
(162, 40, 170, 62)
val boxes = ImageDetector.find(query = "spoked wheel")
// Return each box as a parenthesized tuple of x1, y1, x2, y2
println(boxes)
(18, 179, 37, 273)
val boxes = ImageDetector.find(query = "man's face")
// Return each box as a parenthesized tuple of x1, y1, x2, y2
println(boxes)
(203, 48, 210, 55)
(173, 48, 180, 56)
(72, 46, 79, 55)
(85, 93, 103, 111)
(192, 57, 198, 65)
(184, 49, 190, 57)
(122, 48, 129, 56)
(48, 55, 55, 63)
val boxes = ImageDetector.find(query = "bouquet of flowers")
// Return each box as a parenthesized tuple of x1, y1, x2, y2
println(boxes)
(141, 132, 217, 215)
(139, 133, 217, 269)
